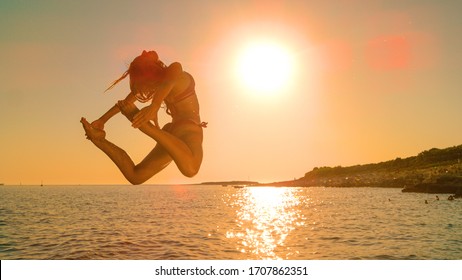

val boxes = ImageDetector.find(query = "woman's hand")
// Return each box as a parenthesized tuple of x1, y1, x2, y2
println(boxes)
(132, 104, 160, 128)
(91, 119, 105, 131)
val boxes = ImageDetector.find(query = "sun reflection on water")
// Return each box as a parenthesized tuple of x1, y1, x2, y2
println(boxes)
(225, 187, 305, 259)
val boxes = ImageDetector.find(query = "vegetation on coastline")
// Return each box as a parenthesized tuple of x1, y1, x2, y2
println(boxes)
(200, 181, 258, 186)
(263, 144, 462, 195)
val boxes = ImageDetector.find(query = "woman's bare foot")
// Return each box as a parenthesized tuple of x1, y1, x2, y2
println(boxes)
(81, 117, 106, 143)
(117, 100, 139, 121)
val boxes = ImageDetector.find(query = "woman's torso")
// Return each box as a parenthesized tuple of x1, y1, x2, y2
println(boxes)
(164, 71, 201, 124)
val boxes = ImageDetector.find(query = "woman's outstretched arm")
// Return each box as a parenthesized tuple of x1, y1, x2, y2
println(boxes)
(92, 92, 137, 129)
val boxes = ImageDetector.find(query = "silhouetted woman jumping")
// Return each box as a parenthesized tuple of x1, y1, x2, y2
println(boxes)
(81, 50, 206, 184)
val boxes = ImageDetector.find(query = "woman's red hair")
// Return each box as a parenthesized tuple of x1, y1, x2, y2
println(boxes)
(104, 50, 166, 92)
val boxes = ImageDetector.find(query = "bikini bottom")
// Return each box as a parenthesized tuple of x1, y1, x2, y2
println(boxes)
(165, 119, 208, 133)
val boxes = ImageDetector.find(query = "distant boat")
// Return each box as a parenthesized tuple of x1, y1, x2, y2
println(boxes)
(0, 183, 4, 186)
(233, 185, 245, 189)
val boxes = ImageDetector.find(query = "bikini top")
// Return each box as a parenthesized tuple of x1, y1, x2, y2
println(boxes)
(164, 72, 196, 115)
(165, 73, 207, 128)
(134, 72, 195, 104)
(134, 72, 206, 127)
(165, 72, 196, 105)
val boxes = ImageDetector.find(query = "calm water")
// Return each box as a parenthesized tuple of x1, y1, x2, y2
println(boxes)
(0, 185, 460, 260)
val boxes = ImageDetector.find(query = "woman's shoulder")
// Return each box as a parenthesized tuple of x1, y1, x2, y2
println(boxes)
(164, 62, 183, 80)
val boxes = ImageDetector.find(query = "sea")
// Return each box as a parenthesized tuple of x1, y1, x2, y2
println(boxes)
(0, 184, 461, 260)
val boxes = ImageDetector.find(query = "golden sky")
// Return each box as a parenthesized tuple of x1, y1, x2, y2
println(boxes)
(1, 0, 461, 185)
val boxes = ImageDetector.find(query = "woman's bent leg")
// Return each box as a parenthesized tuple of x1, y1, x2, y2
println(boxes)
(81, 117, 171, 184)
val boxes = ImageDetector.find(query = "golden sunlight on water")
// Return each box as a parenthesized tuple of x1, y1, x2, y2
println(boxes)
(224, 187, 306, 259)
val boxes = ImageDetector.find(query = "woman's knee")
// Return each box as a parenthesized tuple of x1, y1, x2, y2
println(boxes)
(126, 174, 147, 185)
(124, 169, 150, 185)
(180, 162, 200, 178)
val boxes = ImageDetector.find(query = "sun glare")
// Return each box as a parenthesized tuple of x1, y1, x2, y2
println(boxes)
(236, 41, 294, 96)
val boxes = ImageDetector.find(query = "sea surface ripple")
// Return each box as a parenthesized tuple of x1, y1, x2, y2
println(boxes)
(0, 185, 460, 259)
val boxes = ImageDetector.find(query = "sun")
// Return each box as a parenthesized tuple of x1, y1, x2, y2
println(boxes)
(235, 41, 294, 96)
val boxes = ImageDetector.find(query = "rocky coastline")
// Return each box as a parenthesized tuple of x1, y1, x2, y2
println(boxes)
(401, 175, 462, 196)
(259, 145, 462, 197)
